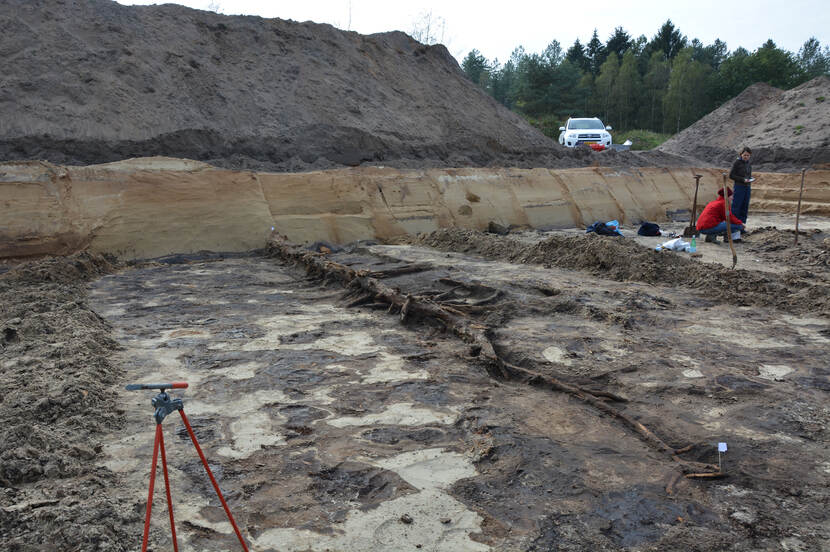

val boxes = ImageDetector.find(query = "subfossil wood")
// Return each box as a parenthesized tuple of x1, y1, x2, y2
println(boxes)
(665, 471, 684, 495)
(268, 237, 719, 475)
(684, 472, 726, 479)
(368, 264, 433, 278)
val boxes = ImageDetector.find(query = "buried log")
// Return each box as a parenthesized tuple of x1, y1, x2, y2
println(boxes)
(684, 472, 727, 479)
(268, 236, 721, 476)
(368, 263, 433, 278)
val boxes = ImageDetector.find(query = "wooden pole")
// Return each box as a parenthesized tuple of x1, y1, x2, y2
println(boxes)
(795, 168, 807, 246)
(691, 174, 702, 228)
(722, 173, 737, 269)
(683, 174, 703, 237)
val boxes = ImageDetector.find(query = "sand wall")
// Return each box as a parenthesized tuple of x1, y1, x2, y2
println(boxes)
(1, 158, 827, 259)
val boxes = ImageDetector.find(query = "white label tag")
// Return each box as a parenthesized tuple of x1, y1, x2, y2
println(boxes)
(718, 442, 727, 452)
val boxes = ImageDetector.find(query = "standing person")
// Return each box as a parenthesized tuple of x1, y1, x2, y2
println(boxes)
(729, 147, 753, 238)
(697, 187, 745, 243)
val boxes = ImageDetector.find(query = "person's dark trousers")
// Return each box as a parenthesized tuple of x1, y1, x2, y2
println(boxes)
(732, 183, 751, 223)
(699, 222, 745, 235)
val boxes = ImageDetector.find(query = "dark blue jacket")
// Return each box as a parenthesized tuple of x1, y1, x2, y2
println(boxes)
(729, 157, 752, 185)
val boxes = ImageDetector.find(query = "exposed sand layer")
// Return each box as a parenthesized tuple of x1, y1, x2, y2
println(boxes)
(2, 159, 828, 260)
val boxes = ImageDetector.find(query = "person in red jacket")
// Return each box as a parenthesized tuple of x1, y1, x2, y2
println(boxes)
(696, 187, 745, 243)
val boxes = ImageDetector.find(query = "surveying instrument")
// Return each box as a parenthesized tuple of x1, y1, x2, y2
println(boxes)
(126, 381, 250, 551)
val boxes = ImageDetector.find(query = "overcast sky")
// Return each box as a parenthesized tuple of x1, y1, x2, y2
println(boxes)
(115, 1, 829, 65)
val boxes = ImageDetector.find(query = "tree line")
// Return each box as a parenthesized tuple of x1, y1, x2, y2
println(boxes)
(461, 21, 830, 138)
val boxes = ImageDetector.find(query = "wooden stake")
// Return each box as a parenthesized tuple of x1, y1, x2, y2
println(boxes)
(795, 168, 807, 246)
(722, 173, 737, 269)
(683, 174, 703, 237)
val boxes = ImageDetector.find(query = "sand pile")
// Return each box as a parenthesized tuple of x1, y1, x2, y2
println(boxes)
(0, 253, 137, 549)
(0, 0, 677, 172)
(658, 76, 830, 170)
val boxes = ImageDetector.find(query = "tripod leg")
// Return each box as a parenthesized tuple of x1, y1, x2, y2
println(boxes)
(178, 409, 250, 552)
(141, 424, 162, 552)
(158, 427, 179, 552)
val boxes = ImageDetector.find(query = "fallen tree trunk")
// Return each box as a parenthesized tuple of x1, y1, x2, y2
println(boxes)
(267, 236, 720, 476)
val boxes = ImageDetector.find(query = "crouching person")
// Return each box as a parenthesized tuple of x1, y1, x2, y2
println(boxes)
(696, 187, 745, 243)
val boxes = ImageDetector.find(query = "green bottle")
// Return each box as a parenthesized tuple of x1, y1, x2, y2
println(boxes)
(690, 236, 697, 253)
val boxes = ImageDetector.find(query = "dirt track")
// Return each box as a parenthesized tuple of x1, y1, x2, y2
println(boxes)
(2, 215, 828, 551)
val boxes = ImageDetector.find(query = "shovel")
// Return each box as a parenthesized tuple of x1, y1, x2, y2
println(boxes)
(682, 174, 702, 237)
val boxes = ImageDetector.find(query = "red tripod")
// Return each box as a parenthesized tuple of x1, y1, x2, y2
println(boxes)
(126, 382, 250, 552)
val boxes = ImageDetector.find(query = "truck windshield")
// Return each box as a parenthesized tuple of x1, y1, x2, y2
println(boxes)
(568, 120, 605, 130)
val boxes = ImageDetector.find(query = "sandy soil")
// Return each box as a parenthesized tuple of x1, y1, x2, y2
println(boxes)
(2, 213, 828, 550)
(658, 77, 830, 171)
(2, 3, 827, 550)
(0, 0, 681, 173)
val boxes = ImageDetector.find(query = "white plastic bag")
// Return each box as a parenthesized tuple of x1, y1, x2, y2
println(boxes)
(659, 237, 689, 251)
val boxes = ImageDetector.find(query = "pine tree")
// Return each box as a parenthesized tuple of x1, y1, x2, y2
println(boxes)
(586, 29, 607, 76)
(461, 49, 491, 88)
(797, 38, 830, 80)
(606, 27, 633, 60)
(749, 39, 802, 88)
(647, 20, 687, 60)
(566, 39, 591, 74)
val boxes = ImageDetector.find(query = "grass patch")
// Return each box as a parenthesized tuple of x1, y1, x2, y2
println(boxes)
(612, 129, 672, 150)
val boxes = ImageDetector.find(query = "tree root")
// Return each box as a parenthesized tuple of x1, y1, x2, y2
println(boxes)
(268, 237, 722, 478)
(368, 263, 433, 278)
(684, 472, 726, 479)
